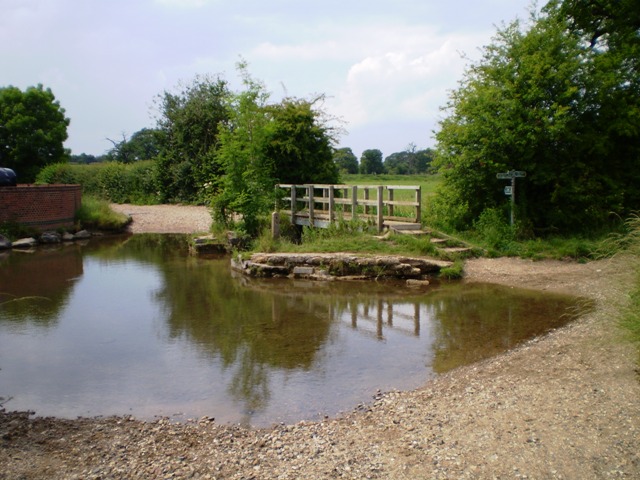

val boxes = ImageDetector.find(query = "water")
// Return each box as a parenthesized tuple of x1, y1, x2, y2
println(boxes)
(0, 235, 587, 427)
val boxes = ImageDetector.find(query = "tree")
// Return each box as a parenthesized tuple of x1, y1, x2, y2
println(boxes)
(384, 144, 433, 175)
(0, 84, 70, 182)
(433, 2, 640, 233)
(212, 65, 272, 235)
(154, 75, 230, 202)
(265, 96, 339, 185)
(106, 128, 162, 163)
(70, 153, 102, 164)
(333, 147, 359, 174)
(359, 149, 384, 174)
(212, 63, 340, 235)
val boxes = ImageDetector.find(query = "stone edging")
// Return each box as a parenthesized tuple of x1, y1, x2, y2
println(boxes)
(231, 252, 452, 281)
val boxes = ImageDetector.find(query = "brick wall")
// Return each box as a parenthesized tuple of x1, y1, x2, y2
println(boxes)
(0, 184, 82, 231)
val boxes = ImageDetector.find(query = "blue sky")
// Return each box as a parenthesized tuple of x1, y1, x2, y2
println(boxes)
(1, 0, 534, 158)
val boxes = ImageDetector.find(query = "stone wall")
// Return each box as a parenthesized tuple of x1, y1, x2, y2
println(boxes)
(0, 184, 82, 231)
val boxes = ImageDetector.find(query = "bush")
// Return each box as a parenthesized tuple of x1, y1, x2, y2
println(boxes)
(36, 161, 159, 204)
(97, 162, 129, 203)
(473, 207, 515, 251)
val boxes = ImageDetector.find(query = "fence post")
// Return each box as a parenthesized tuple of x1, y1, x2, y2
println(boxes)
(308, 185, 314, 227)
(388, 187, 394, 217)
(364, 188, 370, 215)
(271, 211, 280, 239)
(377, 185, 384, 233)
(351, 186, 358, 220)
(328, 185, 335, 223)
(290, 185, 297, 225)
(415, 186, 421, 223)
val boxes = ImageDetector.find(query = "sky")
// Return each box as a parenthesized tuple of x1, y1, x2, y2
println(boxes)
(1, 0, 534, 159)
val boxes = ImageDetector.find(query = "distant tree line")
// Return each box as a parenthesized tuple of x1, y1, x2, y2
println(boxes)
(333, 145, 434, 175)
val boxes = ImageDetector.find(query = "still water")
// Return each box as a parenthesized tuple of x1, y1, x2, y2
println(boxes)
(0, 235, 586, 427)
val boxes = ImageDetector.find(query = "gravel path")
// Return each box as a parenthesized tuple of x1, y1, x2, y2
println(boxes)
(1, 206, 639, 479)
(109, 204, 213, 234)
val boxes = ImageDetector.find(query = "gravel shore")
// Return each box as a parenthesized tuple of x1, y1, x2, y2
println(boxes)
(1, 205, 638, 479)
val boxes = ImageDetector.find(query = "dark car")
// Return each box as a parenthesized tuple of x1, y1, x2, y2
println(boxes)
(0, 167, 17, 186)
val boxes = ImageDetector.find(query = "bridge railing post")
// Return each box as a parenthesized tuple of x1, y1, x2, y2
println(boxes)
(308, 185, 314, 227)
(290, 185, 297, 225)
(351, 186, 358, 220)
(377, 185, 384, 233)
(328, 185, 335, 223)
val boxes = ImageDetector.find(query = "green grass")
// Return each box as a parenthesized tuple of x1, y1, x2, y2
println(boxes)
(75, 195, 131, 231)
(614, 215, 640, 345)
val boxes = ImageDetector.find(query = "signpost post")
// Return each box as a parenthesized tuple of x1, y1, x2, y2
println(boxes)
(496, 170, 526, 226)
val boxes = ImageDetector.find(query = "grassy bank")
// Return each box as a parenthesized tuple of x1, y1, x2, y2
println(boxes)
(76, 195, 131, 231)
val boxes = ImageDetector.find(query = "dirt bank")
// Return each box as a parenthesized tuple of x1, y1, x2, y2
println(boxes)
(1, 206, 638, 479)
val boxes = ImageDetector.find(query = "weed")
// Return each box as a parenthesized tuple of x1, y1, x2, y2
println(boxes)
(439, 260, 464, 280)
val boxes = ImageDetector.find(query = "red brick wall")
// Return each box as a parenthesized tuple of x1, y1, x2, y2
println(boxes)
(0, 184, 82, 231)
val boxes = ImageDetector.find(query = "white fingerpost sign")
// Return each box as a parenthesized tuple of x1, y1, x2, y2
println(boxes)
(496, 170, 526, 226)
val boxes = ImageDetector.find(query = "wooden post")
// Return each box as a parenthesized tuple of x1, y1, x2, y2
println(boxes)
(290, 186, 297, 225)
(271, 211, 280, 239)
(308, 185, 314, 227)
(364, 188, 370, 215)
(415, 186, 421, 223)
(328, 185, 335, 223)
(388, 188, 394, 217)
(377, 185, 384, 233)
(351, 186, 358, 220)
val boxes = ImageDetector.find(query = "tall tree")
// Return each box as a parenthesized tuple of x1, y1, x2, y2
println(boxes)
(360, 149, 384, 174)
(384, 144, 434, 175)
(433, 2, 639, 233)
(0, 84, 70, 182)
(265, 96, 339, 185)
(212, 64, 272, 235)
(333, 147, 359, 174)
(106, 128, 162, 163)
(154, 75, 229, 202)
(213, 64, 340, 235)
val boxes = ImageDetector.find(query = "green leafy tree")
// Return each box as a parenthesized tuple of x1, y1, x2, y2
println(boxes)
(384, 144, 433, 175)
(212, 65, 273, 235)
(0, 84, 70, 182)
(333, 147, 359, 174)
(384, 143, 433, 175)
(213, 63, 340, 235)
(359, 149, 384, 174)
(433, 3, 640, 233)
(265, 96, 339, 185)
(106, 128, 162, 163)
(154, 75, 229, 202)
(70, 153, 102, 164)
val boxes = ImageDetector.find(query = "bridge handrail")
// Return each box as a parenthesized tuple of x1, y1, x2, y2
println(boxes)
(276, 183, 421, 233)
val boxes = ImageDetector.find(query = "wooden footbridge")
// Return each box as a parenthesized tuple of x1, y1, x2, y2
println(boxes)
(275, 184, 422, 234)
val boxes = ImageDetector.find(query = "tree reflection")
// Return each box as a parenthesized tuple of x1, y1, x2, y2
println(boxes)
(152, 257, 334, 417)
(0, 246, 84, 326)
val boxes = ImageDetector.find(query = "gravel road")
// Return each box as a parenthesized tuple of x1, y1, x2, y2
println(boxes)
(1, 205, 638, 479)
(109, 204, 213, 234)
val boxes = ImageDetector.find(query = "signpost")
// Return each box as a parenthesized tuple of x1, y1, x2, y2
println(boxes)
(496, 170, 526, 226)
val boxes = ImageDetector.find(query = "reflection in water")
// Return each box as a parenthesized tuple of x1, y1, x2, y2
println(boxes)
(0, 246, 84, 327)
(0, 235, 589, 426)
